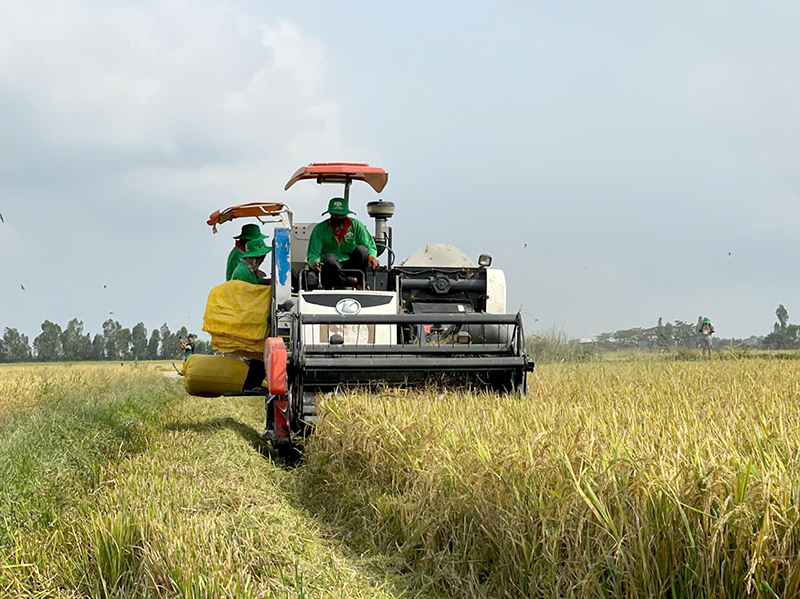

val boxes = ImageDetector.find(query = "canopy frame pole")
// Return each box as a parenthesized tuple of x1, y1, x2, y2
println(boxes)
(344, 177, 352, 201)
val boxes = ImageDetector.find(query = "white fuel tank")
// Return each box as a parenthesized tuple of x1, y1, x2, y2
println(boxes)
(398, 243, 477, 268)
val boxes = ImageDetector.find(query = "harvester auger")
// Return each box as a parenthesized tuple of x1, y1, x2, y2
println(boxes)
(207, 163, 534, 449)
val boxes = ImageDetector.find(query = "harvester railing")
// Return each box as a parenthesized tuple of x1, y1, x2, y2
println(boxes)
(301, 357, 528, 370)
(292, 312, 531, 390)
(305, 344, 513, 355)
(299, 314, 520, 325)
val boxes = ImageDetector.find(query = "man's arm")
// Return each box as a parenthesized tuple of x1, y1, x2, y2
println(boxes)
(306, 223, 324, 267)
(356, 220, 377, 258)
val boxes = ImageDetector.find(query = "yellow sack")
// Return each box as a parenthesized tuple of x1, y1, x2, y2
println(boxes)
(203, 280, 271, 358)
(182, 354, 250, 397)
(204, 334, 264, 361)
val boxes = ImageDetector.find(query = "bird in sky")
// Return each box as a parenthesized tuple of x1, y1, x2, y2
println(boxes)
(523, 243, 527, 248)
(0, 213, 4, 223)
(103, 284, 107, 289)
(109, 311, 114, 315)
(20, 284, 24, 291)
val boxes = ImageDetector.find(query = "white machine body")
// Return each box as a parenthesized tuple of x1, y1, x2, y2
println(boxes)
(298, 290, 398, 346)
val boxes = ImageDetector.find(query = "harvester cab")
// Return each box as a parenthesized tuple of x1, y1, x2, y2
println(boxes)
(207, 163, 534, 449)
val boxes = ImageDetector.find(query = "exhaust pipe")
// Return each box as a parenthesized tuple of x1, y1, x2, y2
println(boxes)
(367, 200, 395, 257)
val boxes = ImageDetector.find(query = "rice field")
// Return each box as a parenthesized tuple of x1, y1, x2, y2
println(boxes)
(302, 360, 800, 598)
(1, 359, 799, 598)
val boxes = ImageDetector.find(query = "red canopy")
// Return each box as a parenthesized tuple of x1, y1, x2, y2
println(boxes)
(207, 202, 286, 232)
(284, 163, 388, 193)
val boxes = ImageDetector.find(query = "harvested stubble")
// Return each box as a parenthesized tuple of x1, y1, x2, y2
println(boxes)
(0, 364, 415, 598)
(301, 361, 800, 598)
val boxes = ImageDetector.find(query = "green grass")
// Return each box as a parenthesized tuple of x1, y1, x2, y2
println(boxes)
(526, 329, 599, 364)
(0, 365, 428, 598)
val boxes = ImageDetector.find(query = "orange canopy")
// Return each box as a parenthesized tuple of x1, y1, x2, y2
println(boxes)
(284, 163, 388, 193)
(207, 202, 286, 233)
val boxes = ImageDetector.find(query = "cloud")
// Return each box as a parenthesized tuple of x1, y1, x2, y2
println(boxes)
(0, 0, 364, 205)
(0, 0, 373, 338)
(0, 222, 21, 256)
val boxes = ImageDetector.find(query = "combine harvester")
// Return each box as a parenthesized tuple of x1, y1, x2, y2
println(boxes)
(205, 163, 534, 449)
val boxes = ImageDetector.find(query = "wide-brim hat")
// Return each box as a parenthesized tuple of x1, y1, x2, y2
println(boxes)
(322, 197, 355, 216)
(702, 317, 710, 323)
(242, 238, 272, 258)
(234, 223, 268, 241)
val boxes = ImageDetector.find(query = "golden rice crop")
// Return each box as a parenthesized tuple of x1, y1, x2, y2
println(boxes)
(0, 363, 167, 420)
(302, 360, 800, 598)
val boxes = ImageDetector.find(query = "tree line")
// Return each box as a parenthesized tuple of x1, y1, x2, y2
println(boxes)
(0, 319, 211, 363)
(594, 304, 799, 350)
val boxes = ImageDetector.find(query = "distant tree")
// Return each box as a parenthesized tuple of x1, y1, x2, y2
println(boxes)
(61, 318, 91, 361)
(116, 328, 133, 360)
(131, 323, 148, 360)
(90, 333, 105, 361)
(613, 327, 646, 348)
(3, 328, 32, 362)
(763, 331, 785, 349)
(33, 320, 63, 362)
(664, 322, 674, 346)
(0, 337, 7, 362)
(146, 329, 161, 360)
(103, 319, 121, 360)
(159, 324, 177, 359)
(765, 304, 797, 349)
(672, 321, 696, 348)
(77, 331, 92, 360)
(194, 338, 212, 354)
(789, 325, 800, 349)
(174, 326, 189, 359)
(777, 304, 789, 331)
(656, 317, 667, 349)
(595, 332, 613, 347)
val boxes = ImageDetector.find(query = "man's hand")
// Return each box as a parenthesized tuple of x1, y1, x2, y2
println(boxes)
(310, 261, 321, 272)
(368, 256, 379, 270)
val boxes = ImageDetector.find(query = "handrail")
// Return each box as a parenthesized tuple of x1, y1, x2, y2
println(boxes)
(298, 313, 519, 325)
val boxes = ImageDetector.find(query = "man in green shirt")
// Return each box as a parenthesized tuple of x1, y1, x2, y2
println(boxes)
(179, 334, 195, 361)
(231, 238, 271, 392)
(226, 224, 268, 281)
(231, 238, 271, 285)
(307, 197, 378, 289)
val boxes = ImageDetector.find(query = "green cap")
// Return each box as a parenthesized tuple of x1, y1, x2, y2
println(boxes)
(703, 317, 710, 323)
(234, 223, 267, 241)
(322, 197, 355, 216)
(242, 238, 272, 258)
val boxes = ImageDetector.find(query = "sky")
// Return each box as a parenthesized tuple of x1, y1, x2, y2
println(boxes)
(1, 0, 799, 341)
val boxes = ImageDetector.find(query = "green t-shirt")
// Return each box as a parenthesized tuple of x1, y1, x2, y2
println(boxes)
(306, 218, 377, 264)
(226, 246, 245, 281)
(231, 262, 268, 285)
